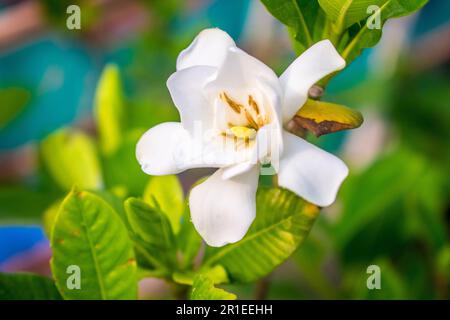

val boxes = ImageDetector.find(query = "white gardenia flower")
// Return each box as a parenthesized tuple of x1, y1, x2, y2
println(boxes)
(136, 28, 348, 247)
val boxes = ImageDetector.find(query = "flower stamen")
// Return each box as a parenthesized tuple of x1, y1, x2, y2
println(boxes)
(248, 95, 259, 114)
(245, 110, 259, 130)
(220, 92, 242, 114)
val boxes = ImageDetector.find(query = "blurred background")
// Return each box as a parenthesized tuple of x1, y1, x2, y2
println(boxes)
(0, 0, 449, 299)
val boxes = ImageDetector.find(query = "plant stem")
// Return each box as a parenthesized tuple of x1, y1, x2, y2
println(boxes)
(254, 274, 272, 300)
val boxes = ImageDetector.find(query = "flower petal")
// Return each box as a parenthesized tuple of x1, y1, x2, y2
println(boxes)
(189, 166, 259, 247)
(278, 131, 348, 207)
(136, 122, 193, 175)
(222, 161, 256, 180)
(205, 46, 283, 135)
(280, 40, 346, 123)
(176, 28, 236, 70)
(207, 46, 280, 94)
(137, 122, 259, 175)
(167, 66, 218, 133)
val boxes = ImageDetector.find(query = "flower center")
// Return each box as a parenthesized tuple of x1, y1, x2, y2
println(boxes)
(229, 126, 256, 139)
(218, 91, 269, 143)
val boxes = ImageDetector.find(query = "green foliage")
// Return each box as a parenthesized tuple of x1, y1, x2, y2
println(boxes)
(338, 0, 429, 62)
(190, 274, 236, 300)
(261, 0, 429, 66)
(40, 128, 103, 191)
(318, 0, 387, 29)
(176, 206, 202, 270)
(51, 190, 137, 299)
(292, 226, 338, 299)
(2, 3, 444, 299)
(261, 0, 326, 53)
(144, 175, 184, 234)
(43, 199, 63, 238)
(390, 71, 450, 164)
(0, 87, 31, 128)
(120, 179, 318, 299)
(342, 260, 409, 299)
(204, 187, 319, 282)
(124, 197, 176, 274)
(334, 149, 447, 261)
(0, 186, 59, 224)
(102, 130, 149, 196)
(94, 64, 125, 156)
(0, 273, 62, 300)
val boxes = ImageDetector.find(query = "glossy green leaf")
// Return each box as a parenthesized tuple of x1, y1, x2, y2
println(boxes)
(124, 197, 176, 274)
(340, 0, 429, 62)
(0, 87, 31, 128)
(0, 273, 62, 300)
(190, 274, 236, 300)
(261, 0, 327, 54)
(318, 0, 388, 30)
(94, 64, 125, 156)
(51, 190, 137, 299)
(144, 175, 184, 234)
(204, 187, 319, 282)
(40, 128, 103, 191)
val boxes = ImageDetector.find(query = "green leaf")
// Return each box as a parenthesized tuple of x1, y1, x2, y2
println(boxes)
(144, 175, 184, 234)
(124, 197, 176, 274)
(174, 265, 229, 286)
(93, 190, 131, 230)
(51, 190, 137, 299)
(295, 99, 363, 136)
(94, 64, 125, 156)
(176, 206, 202, 270)
(204, 187, 319, 282)
(340, 0, 429, 62)
(0, 273, 62, 300)
(0, 186, 59, 224)
(334, 150, 424, 249)
(43, 199, 63, 238)
(190, 274, 236, 300)
(332, 148, 447, 265)
(261, 0, 327, 53)
(0, 87, 31, 128)
(40, 128, 103, 191)
(318, 0, 388, 30)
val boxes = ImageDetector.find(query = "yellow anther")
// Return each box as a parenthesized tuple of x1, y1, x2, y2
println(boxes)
(230, 126, 257, 139)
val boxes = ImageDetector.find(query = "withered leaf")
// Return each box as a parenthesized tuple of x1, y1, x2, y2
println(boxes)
(294, 99, 363, 137)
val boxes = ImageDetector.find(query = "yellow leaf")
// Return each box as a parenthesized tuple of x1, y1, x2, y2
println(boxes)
(295, 99, 363, 136)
